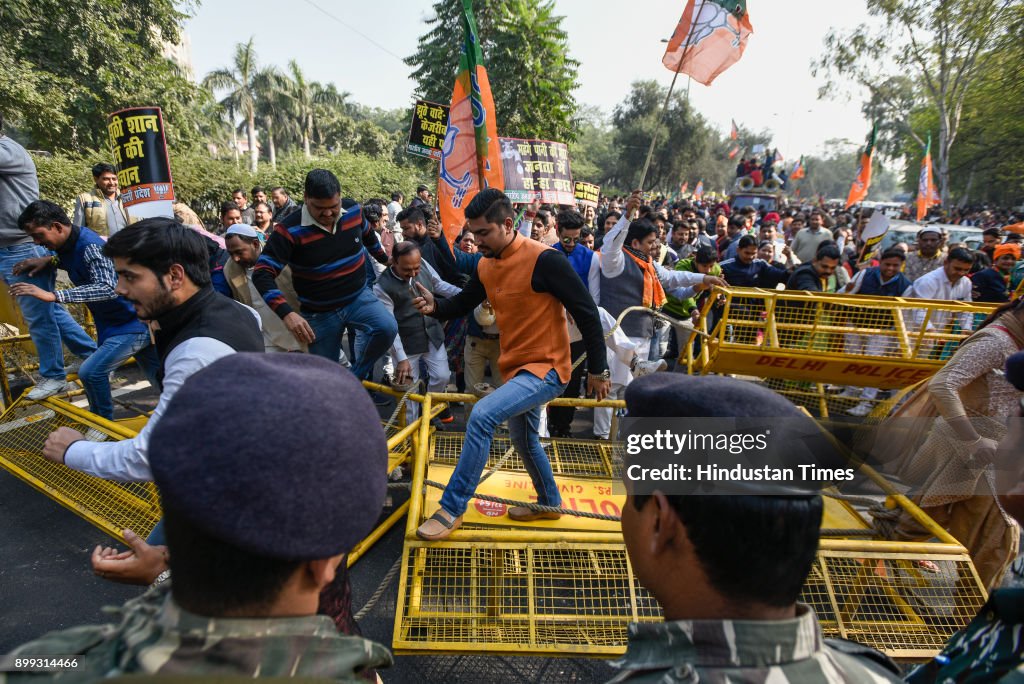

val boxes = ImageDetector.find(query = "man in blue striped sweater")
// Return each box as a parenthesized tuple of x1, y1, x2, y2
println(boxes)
(253, 169, 397, 379)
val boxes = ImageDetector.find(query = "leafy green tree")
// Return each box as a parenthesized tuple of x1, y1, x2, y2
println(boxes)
(204, 38, 262, 173)
(886, 4, 1024, 206)
(569, 106, 621, 192)
(608, 80, 718, 193)
(794, 142, 899, 202)
(406, 0, 580, 141)
(0, 0, 209, 152)
(815, 0, 1015, 205)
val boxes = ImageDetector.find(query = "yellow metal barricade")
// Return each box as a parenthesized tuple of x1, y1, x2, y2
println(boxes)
(683, 287, 996, 387)
(676, 287, 997, 417)
(0, 395, 162, 540)
(1, 287, 97, 406)
(393, 392, 988, 660)
(0, 389, 425, 564)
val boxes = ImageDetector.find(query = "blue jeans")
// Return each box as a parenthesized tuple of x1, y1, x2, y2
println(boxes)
(0, 243, 97, 379)
(79, 332, 159, 419)
(440, 368, 567, 517)
(306, 287, 397, 380)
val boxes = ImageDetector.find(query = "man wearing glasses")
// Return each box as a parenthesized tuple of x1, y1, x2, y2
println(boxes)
(548, 209, 601, 437)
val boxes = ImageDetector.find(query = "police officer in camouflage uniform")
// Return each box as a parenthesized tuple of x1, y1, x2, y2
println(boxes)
(2, 353, 392, 682)
(609, 374, 902, 683)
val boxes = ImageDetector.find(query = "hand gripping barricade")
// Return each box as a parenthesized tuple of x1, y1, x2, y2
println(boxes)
(677, 286, 998, 417)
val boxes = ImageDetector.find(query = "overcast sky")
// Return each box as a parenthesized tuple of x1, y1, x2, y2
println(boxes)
(184, 0, 875, 160)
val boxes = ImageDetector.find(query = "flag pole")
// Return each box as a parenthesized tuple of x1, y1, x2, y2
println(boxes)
(638, 0, 709, 192)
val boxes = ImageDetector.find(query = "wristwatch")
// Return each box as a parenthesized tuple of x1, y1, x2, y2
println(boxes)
(151, 569, 171, 587)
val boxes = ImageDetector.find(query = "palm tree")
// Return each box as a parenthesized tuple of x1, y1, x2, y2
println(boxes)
(253, 67, 297, 169)
(287, 62, 351, 158)
(203, 38, 261, 173)
(309, 81, 353, 153)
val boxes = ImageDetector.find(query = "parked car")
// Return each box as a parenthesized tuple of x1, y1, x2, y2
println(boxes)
(877, 220, 983, 252)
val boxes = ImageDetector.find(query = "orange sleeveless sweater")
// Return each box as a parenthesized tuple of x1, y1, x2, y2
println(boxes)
(477, 236, 572, 383)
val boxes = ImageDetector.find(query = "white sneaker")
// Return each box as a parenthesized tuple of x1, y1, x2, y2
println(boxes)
(64, 360, 83, 376)
(846, 401, 873, 417)
(26, 377, 69, 401)
(837, 386, 861, 399)
(633, 359, 668, 378)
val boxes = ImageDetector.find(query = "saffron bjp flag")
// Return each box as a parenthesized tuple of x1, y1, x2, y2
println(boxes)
(680, 181, 689, 195)
(728, 145, 741, 160)
(437, 0, 504, 244)
(730, 118, 739, 140)
(663, 0, 753, 86)
(916, 136, 938, 221)
(693, 180, 705, 200)
(790, 156, 805, 180)
(845, 125, 877, 209)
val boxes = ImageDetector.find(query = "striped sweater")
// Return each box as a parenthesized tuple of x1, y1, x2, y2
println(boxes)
(253, 203, 388, 317)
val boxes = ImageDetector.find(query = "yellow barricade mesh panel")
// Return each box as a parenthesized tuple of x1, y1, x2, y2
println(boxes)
(803, 551, 985, 658)
(0, 400, 160, 540)
(432, 433, 622, 480)
(0, 391, 415, 541)
(395, 543, 985, 659)
(762, 378, 907, 419)
(384, 423, 413, 470)
(394, 427, 988, 659)
(394, 542, 660, 655)
(688, 288, 997, 388)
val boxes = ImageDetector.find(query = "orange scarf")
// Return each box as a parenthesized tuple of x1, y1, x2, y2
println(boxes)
(624, 247, 667, 309)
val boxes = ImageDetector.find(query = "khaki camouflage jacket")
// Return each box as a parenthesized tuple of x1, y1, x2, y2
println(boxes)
(607, 603, 901, 683)
(1, 582, 392, 682)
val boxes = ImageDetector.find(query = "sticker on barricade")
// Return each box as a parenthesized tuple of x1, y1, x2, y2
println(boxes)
(424, 464, 623, 533)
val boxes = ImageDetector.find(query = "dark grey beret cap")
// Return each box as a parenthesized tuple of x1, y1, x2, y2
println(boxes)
(624, 373, 805, 419)
(149, 352, 388, 560)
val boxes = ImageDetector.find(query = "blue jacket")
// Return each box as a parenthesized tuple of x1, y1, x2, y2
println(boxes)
(55, 226, 147, 342)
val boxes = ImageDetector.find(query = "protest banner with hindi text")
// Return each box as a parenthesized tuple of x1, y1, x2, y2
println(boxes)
(574, 181, 600, 208)
(107, 107, 174, 219)
(407, 100, 449, 160)
(500, 137, 574, 205)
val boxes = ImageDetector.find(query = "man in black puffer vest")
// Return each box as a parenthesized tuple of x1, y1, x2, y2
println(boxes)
(39, 218, 264, 483)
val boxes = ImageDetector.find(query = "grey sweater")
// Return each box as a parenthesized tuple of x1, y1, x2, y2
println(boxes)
(0, 135, 39, 247)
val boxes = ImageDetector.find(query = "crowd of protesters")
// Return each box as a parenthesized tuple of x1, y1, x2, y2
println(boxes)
(2, 111, 1024, 682)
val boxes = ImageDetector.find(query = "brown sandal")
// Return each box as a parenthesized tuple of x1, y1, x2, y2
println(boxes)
(416, 509, 463, 541)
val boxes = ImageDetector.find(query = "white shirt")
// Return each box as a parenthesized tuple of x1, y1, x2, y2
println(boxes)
(599, 215, 706, 292)
(568, 306, 637, 386)
(902, 267, 973, 333)
(387, 200, 403, 239)
(373, 261, 461, 362)
(64, 338, 236, 481)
